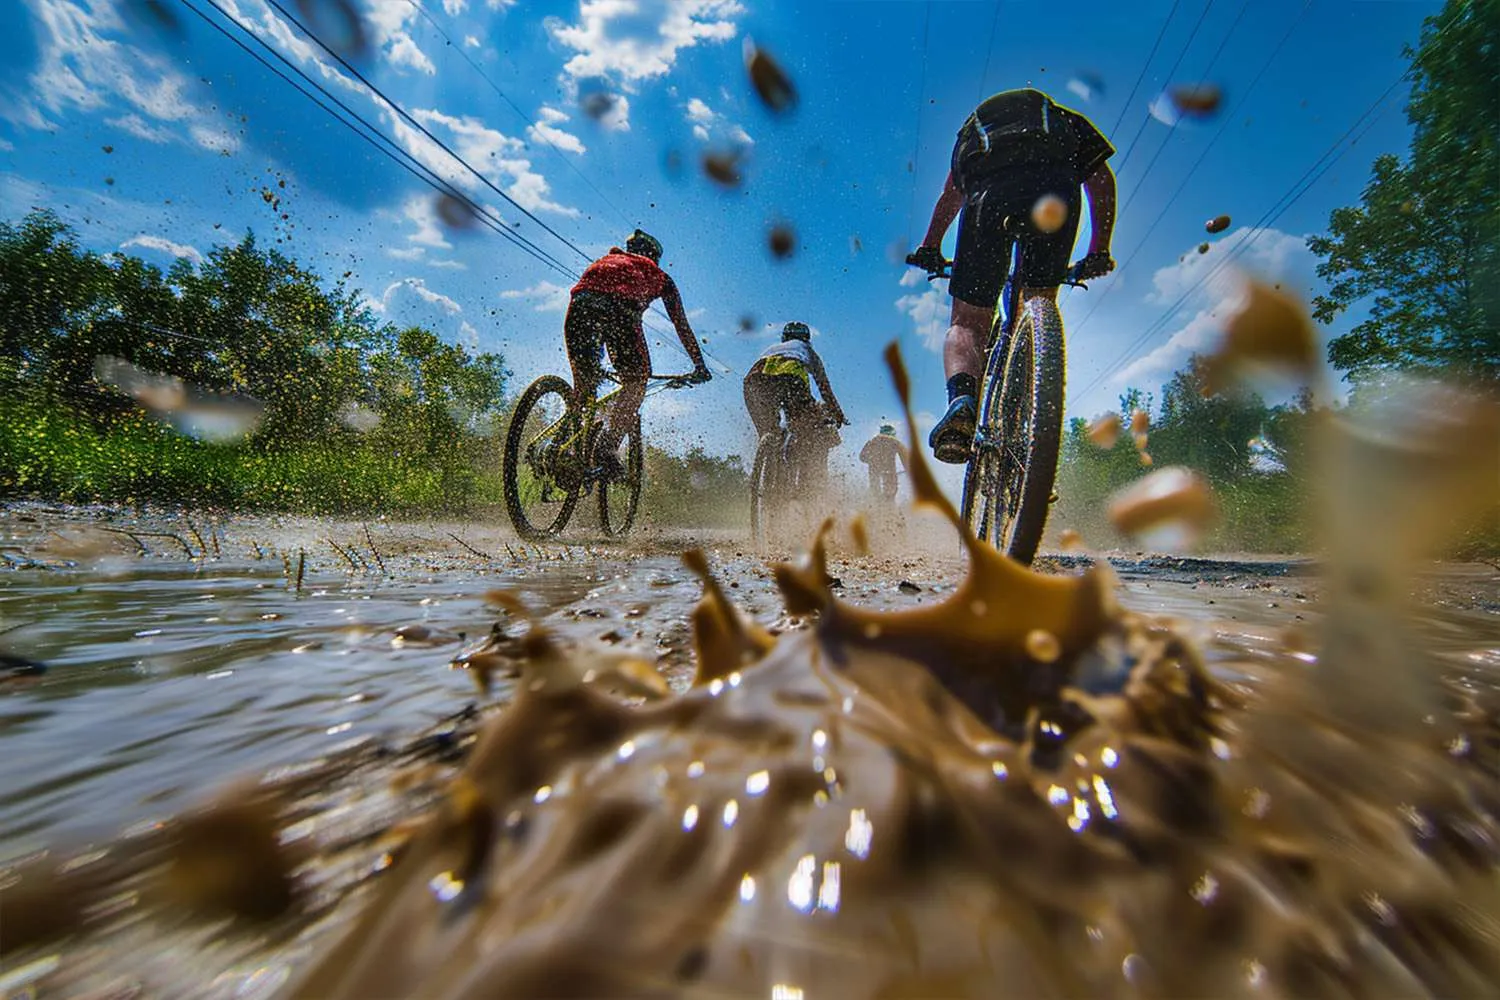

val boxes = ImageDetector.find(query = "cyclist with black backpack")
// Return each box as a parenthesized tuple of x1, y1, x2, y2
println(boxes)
(908, 88, 1118, 464)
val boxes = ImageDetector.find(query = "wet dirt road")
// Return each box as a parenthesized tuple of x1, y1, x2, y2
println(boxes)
(3, 501, 1495, 859)
(1, 501, 1497, 999)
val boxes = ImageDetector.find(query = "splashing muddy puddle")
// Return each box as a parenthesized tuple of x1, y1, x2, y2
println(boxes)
(2, 389, 1498, 1000)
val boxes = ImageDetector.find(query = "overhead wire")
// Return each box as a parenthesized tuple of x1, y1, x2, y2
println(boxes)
(904, 1, 934, 247)
(262, 0, 594, 266)
(1064, 0, 1311, 336)
(1073, 69, 1413, 403)
(401, 0, 634, 230)
(975, 1, 1003, 99)
(1103, 0, 1183, 139)
(1112, 0, 1217, 174)
(178, 0, 580, 280)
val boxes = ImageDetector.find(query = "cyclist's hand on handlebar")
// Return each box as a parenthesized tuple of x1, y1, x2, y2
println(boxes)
(1070, 250, 1115, 282)
(687, 364, 712, 385)
(905, 245, 947, 276)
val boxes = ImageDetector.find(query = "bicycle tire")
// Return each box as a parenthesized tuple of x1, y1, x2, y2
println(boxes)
(502, 375, 582, 541)
(597, 417, 644, 537)
(961, 297, 1066, 565)
(748, 432, 778, 547)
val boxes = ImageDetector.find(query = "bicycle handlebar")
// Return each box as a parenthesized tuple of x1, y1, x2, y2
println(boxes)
(905, 253, 1101, 290)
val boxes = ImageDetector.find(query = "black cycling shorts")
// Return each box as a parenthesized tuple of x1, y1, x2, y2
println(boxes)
(949, 168, 1082, 309)
(564, 290, 648, 383)
(742, 367, 815, 439)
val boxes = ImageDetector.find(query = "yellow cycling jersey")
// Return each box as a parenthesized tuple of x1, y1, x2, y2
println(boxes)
(760, 355, 809, 383)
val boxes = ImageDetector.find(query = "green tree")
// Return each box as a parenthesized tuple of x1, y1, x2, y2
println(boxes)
(1308, 0, 1500, 384)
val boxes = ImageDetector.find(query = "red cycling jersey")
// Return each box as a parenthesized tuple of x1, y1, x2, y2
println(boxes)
(570, 250, 693, 334)
(571, 252, 671, 311)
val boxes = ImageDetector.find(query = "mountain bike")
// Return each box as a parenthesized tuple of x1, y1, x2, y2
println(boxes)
(502, 371, 695, 541)
(749, 403, 843, 547)
(912, 242, 1093, 565)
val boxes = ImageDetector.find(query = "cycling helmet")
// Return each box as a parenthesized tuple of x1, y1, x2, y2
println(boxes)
(781, 321, 811, 342)
(624, 229, 663, 262)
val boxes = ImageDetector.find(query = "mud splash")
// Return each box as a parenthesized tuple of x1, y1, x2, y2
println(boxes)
(275, 345, 1500, 999)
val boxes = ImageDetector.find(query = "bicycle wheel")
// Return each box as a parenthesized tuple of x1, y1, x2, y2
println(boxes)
(748, 432, 779, 547)
(597, 417, 644, 537)
(962, 297, 1066, 565)
(502, 375, 583, 540)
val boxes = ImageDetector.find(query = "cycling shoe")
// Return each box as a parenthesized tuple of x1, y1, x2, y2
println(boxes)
(928, 394, 976, 464)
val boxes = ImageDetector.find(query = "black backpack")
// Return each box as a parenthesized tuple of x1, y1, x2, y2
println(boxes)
(951, 89, 1082, 194)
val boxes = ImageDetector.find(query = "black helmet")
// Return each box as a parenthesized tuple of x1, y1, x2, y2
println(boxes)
(782, 321, 811, 342)
(624, 229, 662, 262)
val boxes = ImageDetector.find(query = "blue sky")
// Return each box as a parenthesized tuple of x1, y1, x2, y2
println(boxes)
(0, 0, 1441, 498)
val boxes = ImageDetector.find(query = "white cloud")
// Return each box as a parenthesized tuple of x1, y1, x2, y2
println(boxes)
(527, 105, 586, 155)
(463, 34, 481, 48)
(547, 0, 743, 89)
(19, 0, 233, 146)
(387, 246, 426, 261)
(400, 195, 452, 249)
(1112, 226, 1319, 390)
(442, 0, 468, 14)
(430, 259, 467, 270)
(189, 121, 240, 154)
(486, 0, 517, 8)
(895, 284, 949, 354)
(120, 234, 204, 265)
(407, 108, 578, 216)
(365, 0, 436, 74)
(500, 280, 571, 313)
(105, 113, 173, 143)
(0, 138, 13, 152)
(681, 95, 750, 146)
(378, 277, 462, 315)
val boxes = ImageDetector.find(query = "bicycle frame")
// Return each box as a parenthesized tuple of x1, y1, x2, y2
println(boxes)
(523, 373, 685, 469)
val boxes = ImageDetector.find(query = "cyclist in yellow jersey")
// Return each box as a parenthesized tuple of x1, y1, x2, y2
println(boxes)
(744, 322, 848, 452)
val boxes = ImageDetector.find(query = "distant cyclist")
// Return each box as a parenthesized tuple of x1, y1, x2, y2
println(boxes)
(744, 322, 848, 471)
(907, 88, 1118, 463)
(860, 424, 908, 501)
(565, 229, 711, 479)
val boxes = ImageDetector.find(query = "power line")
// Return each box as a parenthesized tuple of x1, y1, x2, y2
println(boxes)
(1074, 72, 1410, 402)
(1105, 0, 1183, 139)
(1065, 0, 1310, 336)
(976, 1, 1002, 99)
(263, 0, 594, 267)
(1115, 0, 1249, 219)
(1113, 0, 1217, 174)
(401, 0, 633, 230)
(179, 0, 580, 280)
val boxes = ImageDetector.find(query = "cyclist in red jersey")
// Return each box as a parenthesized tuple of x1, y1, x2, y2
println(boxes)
(565, 229, 711, 479)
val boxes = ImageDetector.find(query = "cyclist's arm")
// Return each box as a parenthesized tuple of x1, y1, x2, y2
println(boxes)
(921, 170, 965, 248)
(660, 278, 707, 370)
(1082, 163, 1116, 256)
(807, 352, 847, 424)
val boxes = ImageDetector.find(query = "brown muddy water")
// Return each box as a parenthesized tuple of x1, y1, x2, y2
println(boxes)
(1, 500, 1498, 998)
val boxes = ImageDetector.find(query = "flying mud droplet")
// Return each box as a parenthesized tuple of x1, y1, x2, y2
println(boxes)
(738, 314, 757, 334)
(93, 356, 264, 443)
(1205, 214, 1231, 234)
(294, 0, 369, 61)
(1058, 528, 1085, 551)
(101, 145, 114, 154)
(435, 192, 480, 232)
(703, 150, 744, 188)
(122, 0, 185, 39)
(1168, 83, 1224, 119)
(1197, 242, 1210, 255)
(663, 148, 685, 180)
(1106, 466, 1215, 551)
(1024, 629, 1061, 664)
(1201, 280, 1319, 395)
(1066, 71, 1106, 103)
(579, 89, 622, 124)
(1030, 193, 1069, 235)
(1086, 412, 1121, 449)
(767, 224, 796, 260)
(1139, 452, 1154, 467)
(1130, 409, 1150, 436)
(743, 39, 797, 114)
(849, 235, 863, 255)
